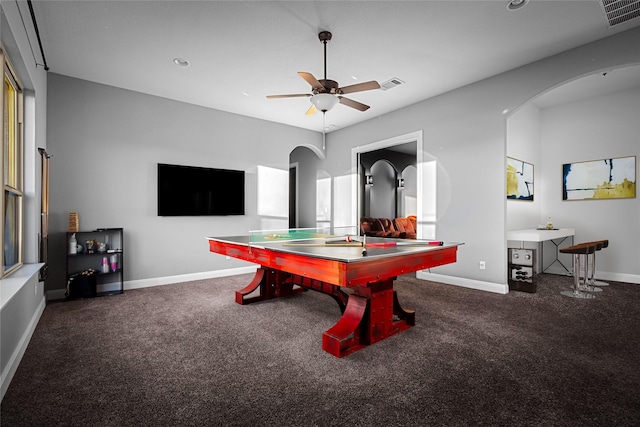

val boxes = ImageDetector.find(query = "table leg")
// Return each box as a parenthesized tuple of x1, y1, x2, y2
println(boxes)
(235, 267, 304, 304)
(236, 270, 415, 357)
(322, 295, 368, 357)
(289, 274, 349, 313)
(322, 279, 414, 358)
(542, 236, 573, 274)
(393, 291, 416, 326)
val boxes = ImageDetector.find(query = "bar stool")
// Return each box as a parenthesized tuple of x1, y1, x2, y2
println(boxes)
(574, 242, 603, 294)
(559, 242, 601, 299)
(584, 240, 609, 287)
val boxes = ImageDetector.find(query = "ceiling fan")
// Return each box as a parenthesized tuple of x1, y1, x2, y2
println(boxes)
(267, 31, 381, 116)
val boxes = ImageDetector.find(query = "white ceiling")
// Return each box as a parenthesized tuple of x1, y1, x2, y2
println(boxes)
(31, 0, 640, 133)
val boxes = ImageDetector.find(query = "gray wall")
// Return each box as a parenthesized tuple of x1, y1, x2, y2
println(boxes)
(1, 267, 44, 393)
(506, 104, 542, 231)
(46, 74, 321, 292)
(1, 2, 48, 400)
(323, 27, 640, 289)
(538, 86, 640, 280)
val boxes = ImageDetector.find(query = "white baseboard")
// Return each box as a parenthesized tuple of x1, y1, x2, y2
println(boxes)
(416, 271, 509, 294)
(45, 267, 639, 302)
(124, 266, 258, 291)
(596, 271, 640, 284)
(46, 266, 259, 301)
(544, 267, 640, 285)
(1, 295, 45, 401)
(415, 270, 639, 296)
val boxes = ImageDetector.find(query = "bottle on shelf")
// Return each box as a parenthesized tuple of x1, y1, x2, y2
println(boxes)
(69, 233, 77, 254)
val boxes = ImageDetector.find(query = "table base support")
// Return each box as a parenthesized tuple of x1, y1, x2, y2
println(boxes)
(235, 268, 305, 305)
(322, 279, 415, 358)
(235, 270, 415, 358)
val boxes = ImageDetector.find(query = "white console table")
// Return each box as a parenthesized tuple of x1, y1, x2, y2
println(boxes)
(507, 228, 575, 273)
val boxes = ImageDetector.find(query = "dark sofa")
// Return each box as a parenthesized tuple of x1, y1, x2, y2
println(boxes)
(360, 216, 417, 239)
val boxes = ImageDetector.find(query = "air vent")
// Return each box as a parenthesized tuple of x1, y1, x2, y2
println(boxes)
(600, 0, 640, 26)
(380, 78, 405, 91)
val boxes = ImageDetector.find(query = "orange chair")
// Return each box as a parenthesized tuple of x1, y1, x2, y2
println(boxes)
(360, 217, 387, 238)
(407, 215, 417, 232)
(393, 217, 417, 239)
(377, 218, 405, 238)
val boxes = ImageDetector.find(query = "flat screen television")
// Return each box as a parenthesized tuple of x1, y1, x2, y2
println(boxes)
(157, 163, 245, 216)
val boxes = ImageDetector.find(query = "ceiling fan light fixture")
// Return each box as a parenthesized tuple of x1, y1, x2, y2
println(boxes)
(267, 31, 379, 115)
(310, 93, 339, 112)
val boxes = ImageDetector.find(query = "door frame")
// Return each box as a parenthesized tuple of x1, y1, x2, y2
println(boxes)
(351, 130, 425, 238)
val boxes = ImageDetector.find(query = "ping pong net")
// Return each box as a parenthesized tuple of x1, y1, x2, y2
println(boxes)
(248, 226, 359, 244)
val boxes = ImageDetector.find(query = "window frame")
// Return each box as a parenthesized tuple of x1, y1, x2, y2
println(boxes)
(1, 44, 25, 278)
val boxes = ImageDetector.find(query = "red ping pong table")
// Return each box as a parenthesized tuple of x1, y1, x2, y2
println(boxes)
(208, 233, 461, 357)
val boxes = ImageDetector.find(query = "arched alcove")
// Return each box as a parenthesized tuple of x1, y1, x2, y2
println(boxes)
(506, 64, 640, 275)
(289, 145, 323, 228)
(369, 160, 397, 218)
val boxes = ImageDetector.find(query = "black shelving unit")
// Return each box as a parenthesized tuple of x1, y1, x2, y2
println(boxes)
(66, 228, 124, 298)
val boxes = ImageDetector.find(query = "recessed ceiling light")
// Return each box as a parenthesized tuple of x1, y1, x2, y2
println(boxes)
(173, 58, 190, 67)
(507, 0, 529, 11)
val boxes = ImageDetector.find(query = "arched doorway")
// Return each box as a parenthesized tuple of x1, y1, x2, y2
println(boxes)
(352, 131, 433, 239)
(506, 64, 640, 275)
(289, 145, 323, 229)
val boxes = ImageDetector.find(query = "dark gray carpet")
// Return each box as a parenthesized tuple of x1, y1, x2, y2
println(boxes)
(2, 273, 639, 426)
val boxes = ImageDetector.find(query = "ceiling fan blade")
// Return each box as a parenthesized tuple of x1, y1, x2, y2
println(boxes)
(298, 72, 324, 91)
(338, 96, 370, 112)
(339, 80, 381, 95)
(305, 104, 318, 116)
(266, 93, 312, 99)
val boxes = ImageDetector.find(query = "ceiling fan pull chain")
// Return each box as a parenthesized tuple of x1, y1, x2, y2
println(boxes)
(322, 112, 326, 151)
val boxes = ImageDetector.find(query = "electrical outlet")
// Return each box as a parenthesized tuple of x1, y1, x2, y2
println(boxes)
(479, 261, 486, 270)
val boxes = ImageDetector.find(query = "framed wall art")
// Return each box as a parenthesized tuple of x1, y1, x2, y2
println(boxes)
(506, 157, 534, 201)
(562, 156, 636, 201)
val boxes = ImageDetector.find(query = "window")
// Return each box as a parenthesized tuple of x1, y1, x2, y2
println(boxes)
(1, 46, 24, 277)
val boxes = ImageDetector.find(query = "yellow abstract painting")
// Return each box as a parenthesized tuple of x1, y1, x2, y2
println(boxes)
(563, 156, 636, 200)
(507, 157, 534, 201)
